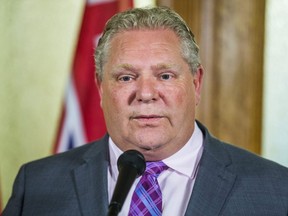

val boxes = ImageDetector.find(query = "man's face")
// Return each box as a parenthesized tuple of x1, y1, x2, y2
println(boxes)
(98, 29, 203, 161)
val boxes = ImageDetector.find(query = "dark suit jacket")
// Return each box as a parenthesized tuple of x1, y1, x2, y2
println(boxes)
(3, 122, 288, 216)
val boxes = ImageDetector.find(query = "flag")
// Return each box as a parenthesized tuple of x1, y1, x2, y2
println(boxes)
(54, 0, 133, 153)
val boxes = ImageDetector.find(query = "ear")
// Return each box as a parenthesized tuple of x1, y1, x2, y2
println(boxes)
(193, 65, 204, 106)
(95, 74, 103, 108)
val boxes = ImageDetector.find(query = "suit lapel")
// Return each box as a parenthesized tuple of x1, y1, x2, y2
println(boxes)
(184, 151, 237, 216)
(185, 122, 237, 216)
(72, 135, 110, 216)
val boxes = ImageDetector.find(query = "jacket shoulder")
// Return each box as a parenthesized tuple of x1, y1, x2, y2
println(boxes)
(24, 135, 109, 173)
(197, 120, 288, 178)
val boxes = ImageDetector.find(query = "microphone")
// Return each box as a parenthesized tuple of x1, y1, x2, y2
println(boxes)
(107, 149, 146, 216)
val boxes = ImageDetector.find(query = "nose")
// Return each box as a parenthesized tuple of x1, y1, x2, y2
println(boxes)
(136, 77, 159, 103)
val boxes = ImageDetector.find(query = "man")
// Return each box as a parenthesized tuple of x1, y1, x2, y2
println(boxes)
(3, 6, 288, 216)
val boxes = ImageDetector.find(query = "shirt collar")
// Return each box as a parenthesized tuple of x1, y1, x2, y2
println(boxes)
(163, 122, 203, 179)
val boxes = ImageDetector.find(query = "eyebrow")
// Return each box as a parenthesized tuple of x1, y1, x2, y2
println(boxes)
(112, 64, 137, 72)
(151, 63, 180, 71)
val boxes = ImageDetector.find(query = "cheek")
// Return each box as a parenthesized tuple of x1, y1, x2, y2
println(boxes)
(103, 89, 118, 109)
(166, 82, 195, 106)
(101, 90, 123, 128)
(102, 86, 129, 113)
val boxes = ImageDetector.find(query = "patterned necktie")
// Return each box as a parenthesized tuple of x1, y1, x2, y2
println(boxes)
(128, 161, 168, 216)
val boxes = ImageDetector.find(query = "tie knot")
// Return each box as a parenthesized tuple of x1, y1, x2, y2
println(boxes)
(145, 161, 168, 177)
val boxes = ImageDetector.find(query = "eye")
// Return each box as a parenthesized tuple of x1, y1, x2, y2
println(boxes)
(118, 75, 134, 82)
(160, 73, 173, 80)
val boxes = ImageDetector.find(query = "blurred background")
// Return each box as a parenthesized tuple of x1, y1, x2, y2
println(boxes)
(1, 0, 288, 209)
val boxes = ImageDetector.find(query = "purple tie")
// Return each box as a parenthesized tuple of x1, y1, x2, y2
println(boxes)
(128, 161, 168, 216)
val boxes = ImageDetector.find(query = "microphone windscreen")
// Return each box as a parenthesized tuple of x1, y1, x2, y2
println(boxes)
(117, 149, 146, 176)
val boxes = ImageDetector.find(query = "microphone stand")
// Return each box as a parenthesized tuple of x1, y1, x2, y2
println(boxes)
(107, 165, 138, 216)
(106, 150, 146, 216)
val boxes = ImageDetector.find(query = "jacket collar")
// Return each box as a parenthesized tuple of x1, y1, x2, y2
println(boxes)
(185, 121, 237, 216)
(72, 135, 110, 216)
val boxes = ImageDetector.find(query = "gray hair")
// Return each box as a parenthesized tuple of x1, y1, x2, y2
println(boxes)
(95, 6, 201, 81)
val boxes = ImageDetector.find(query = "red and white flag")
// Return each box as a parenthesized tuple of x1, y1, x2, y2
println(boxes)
(54, 0, 133, 153)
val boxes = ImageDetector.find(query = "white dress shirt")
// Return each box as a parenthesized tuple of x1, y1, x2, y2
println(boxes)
(108, 122, 204, 216)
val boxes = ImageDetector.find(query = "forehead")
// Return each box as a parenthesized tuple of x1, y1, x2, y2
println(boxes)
(114, 29, 180, 46)
(107, 29, 183, 61)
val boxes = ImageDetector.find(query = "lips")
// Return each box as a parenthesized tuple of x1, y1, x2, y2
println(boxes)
(134, 115, 163, 119)
(131, 115, 164, 125)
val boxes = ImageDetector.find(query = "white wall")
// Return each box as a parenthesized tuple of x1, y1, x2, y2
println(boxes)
(262, 0, 288, 167)
(0, 0, 85, 207)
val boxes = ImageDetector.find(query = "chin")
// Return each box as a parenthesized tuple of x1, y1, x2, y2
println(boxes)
(134, 134, 166, 150)
(138, 143, 163, 151)
(140, 148, 167, 161)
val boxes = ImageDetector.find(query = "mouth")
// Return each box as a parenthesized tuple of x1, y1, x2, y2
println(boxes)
(134, 115, 163, 119)
(131, 115, 164, 125)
